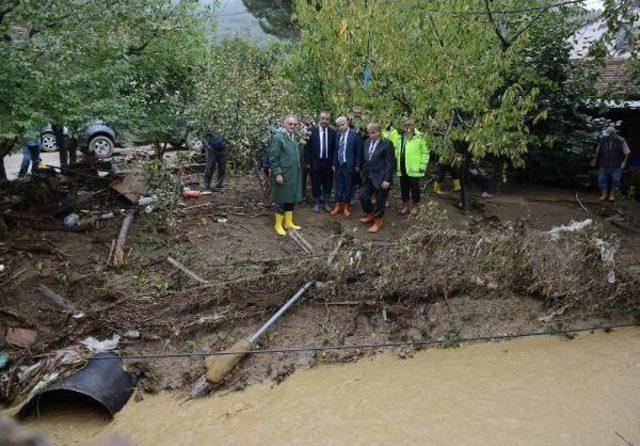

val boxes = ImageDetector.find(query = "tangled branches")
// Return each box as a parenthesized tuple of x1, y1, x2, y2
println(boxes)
(328, 204, 640, 317)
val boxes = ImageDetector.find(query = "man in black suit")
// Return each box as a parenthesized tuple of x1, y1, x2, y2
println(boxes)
(359, 122, 395, 233)
(305, 111, 336, 212)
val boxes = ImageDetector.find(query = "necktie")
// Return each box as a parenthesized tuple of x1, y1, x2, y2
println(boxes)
(322, 128, 327, 159)
(340, 132, 347, 164)
(369, 141, 377, 160)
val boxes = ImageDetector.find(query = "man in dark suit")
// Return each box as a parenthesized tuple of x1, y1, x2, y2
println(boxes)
(305, 111, 336, 212)
(360, 122, 395, 233)
(331, 116, 363, 218)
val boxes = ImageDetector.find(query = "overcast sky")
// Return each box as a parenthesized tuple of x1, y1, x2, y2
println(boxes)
(584, 0, 604, 10)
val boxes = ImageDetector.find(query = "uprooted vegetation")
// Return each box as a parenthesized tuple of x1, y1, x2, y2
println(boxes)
(1, 163, 639, 407)
(330, 208, 639, 317)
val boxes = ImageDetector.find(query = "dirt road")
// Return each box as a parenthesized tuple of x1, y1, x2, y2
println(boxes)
(4, 151, 60, 180)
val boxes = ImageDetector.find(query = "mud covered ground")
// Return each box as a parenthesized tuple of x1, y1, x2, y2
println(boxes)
(1, 161, 639, 403)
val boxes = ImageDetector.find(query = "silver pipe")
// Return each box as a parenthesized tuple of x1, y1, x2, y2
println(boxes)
(248, 281, 315, 344)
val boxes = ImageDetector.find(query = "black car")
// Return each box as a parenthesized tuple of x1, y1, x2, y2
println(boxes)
(40, 121, 117, 159)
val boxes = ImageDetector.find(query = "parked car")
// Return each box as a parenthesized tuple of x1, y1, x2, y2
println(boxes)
(77, 121, 116, 158)
(40, 125, 69, 152)
(39, 121, 116, 159)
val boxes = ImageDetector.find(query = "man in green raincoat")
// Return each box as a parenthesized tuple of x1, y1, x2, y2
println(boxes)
(269, 114, 303, 236)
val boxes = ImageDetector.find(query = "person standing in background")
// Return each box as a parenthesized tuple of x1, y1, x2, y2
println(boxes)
(18, 125, 42, 178)
(387, 117, 429, 215)
(305, 111, 336, 212)
(203, 131, 226, 190)
(331, 116, 363, 218)
(359, 123, 395, 233)
(592, 127, 630, 202)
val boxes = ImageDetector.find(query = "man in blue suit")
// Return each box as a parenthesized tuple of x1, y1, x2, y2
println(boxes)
(359, 122, 395, 233)
(331, 116, 363, 218)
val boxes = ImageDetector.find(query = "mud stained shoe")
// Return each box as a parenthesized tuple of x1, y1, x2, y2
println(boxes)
(283, 211, 301, 230)
(330, 202, 343, 216)
(409, 204, 419, 216)
(342, 203, 351, 218)
(274, 214, 286, 236)
(359, 213, 375, 224)
(368, 218, 383, 233)
(399, 201, 409, 215)
(323, 194, 332, 212)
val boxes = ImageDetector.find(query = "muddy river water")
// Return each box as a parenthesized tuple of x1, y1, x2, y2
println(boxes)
(26, 327, 640, 446)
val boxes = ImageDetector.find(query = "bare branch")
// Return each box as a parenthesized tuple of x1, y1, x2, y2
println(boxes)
(507, 6, 553, 47)
(485, 0, 511, 51)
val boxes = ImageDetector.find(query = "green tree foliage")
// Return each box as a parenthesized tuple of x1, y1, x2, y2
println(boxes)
(192, 38, 309, 168)
(294, 0, 547, 166)
(510, 7, 607, 181)
(0, 0, 211, 161)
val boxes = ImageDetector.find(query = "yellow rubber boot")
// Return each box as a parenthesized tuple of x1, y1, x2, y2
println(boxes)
(283, 211, 301, 230)
(274, 213, 286, 236)
(433, 182, 443, 195)
(452, 179, 462, 192)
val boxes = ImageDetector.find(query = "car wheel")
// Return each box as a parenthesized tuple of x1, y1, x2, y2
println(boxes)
(41, 132, 58, 152)
(186, 133, 203, 152)
(89, 135, 114, 158)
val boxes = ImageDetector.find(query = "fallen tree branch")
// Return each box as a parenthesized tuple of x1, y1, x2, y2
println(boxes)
(36, 284, 74, 312)
(288, 230, 313, 254)
(167, 256, 208, 284)
(575, 193, 590, 213)
(113, 210, 134, 266)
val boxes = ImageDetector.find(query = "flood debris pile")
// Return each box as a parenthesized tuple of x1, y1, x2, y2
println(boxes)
(324, 208, 640, 317)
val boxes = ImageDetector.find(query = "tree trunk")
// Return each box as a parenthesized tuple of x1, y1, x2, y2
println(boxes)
(154, 141, 167, 161)
(0, 139, 13, 183)
(0, 154, 7, 183)
(460, 142, 471, 211)
(53, 124, 67, 169)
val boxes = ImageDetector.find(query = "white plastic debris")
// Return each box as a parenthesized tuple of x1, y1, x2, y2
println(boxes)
(54, 347, 85, 365)
(138, 196, 155, 206)
(0, 264, 5, 273)
(547, 219, 592, 241)
(594, 238, 616, 263)
(594, 237, 617, 284)
(18, 361, 43, 383)
(80, 334, 120, 352)
(215, 218, 228, 223)
(123, 330, 140, 339)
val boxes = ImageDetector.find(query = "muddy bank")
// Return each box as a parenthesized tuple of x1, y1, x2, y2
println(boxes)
(26, 327, 640, 446)
(2, 167, 640, 405)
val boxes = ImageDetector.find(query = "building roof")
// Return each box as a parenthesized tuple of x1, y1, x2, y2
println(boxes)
(597, 58, 638, 97)
(570, 12, 638, 60)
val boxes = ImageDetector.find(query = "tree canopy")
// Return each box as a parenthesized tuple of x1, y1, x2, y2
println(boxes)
(0, 0, 211, 147)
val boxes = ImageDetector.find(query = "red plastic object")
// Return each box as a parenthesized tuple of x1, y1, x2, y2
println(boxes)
(183, 190, 202, 198)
